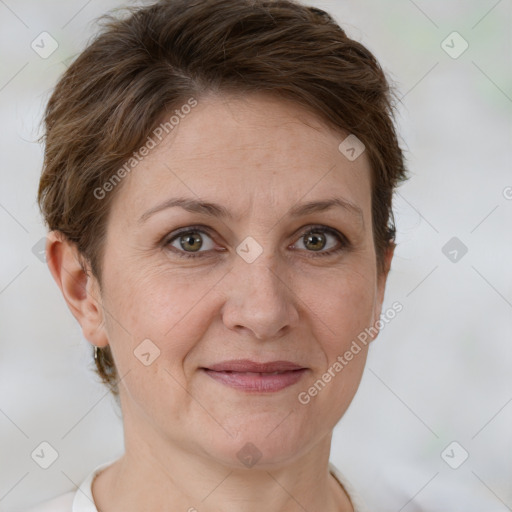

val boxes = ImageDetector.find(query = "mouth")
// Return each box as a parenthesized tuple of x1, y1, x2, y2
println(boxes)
(200, 360, 308, 392)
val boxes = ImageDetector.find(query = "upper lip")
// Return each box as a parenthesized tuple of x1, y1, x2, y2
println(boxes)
(203, 360, 306, 373)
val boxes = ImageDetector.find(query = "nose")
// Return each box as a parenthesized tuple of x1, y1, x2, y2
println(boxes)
(220, 256, 300, 340)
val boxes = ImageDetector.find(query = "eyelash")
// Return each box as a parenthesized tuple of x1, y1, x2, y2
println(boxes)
(162, 224, 350, 259)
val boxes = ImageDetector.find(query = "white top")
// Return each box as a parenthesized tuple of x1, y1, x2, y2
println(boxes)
(25, 460, 370, 512)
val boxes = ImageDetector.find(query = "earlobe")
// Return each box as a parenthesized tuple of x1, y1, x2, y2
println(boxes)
(45, 231, 109, 348)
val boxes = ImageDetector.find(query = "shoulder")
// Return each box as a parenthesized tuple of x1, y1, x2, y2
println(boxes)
(21, 459, 117, 512)
(23, 491, 75, 512)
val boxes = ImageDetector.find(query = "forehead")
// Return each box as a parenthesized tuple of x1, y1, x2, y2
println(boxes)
(109, 93, 372, 224)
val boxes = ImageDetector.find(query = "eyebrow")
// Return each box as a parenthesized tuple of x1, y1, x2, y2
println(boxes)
(138, 196, 364, 226)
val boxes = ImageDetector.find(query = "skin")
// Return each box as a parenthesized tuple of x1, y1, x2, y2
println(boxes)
(47, 92, 394, 512)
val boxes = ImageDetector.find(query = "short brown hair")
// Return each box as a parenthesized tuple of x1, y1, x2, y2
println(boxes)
(38, 0, 408, 398)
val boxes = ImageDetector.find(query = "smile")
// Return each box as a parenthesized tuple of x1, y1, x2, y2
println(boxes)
(201, 368, 307, 392)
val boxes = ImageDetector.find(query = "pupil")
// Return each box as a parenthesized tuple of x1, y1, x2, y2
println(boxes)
(306, 232, 325, 251)
(181, 233, 202, 251)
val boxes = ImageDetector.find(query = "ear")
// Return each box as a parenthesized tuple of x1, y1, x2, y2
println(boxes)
(45, 231, 109, 348)
(369, 243, 395, 341)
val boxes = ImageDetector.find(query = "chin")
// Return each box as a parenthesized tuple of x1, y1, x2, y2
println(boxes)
(202, 416, 316, 470)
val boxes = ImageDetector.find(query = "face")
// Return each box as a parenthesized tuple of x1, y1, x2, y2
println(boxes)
(93, 93, 391, 467)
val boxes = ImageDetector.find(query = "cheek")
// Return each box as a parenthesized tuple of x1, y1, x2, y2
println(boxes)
(293, 270, 373, 426)
(297, 265, 376, 350)
(101, 267, 218, 370)
(100, 274, 209, 418)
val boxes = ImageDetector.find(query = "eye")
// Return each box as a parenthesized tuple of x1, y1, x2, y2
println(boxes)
(291, 226, 347, 256)
(163, 224, 348, 259)
(165, 227, 217, 258)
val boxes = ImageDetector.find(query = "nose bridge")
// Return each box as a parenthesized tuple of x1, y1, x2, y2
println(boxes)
(237, 248, 289, 307)
(235, 231, 281, 286)
(240, 251, 284, 295)
(221, 247, 298, 339)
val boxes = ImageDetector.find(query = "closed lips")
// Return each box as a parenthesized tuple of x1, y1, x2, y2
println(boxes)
(202, 360, 306, 373)
(201, 360, 308, 392)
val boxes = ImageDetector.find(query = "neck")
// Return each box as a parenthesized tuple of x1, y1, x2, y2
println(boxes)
(92, 430, 354, 511)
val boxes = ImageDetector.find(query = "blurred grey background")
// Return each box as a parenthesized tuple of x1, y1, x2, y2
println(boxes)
(1, 1, 511, 510)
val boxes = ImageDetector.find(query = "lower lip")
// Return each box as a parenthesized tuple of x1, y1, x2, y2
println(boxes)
(202, 369, 307, 392)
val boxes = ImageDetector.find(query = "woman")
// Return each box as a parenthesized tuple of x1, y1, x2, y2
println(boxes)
(32, 0, 407, 510)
